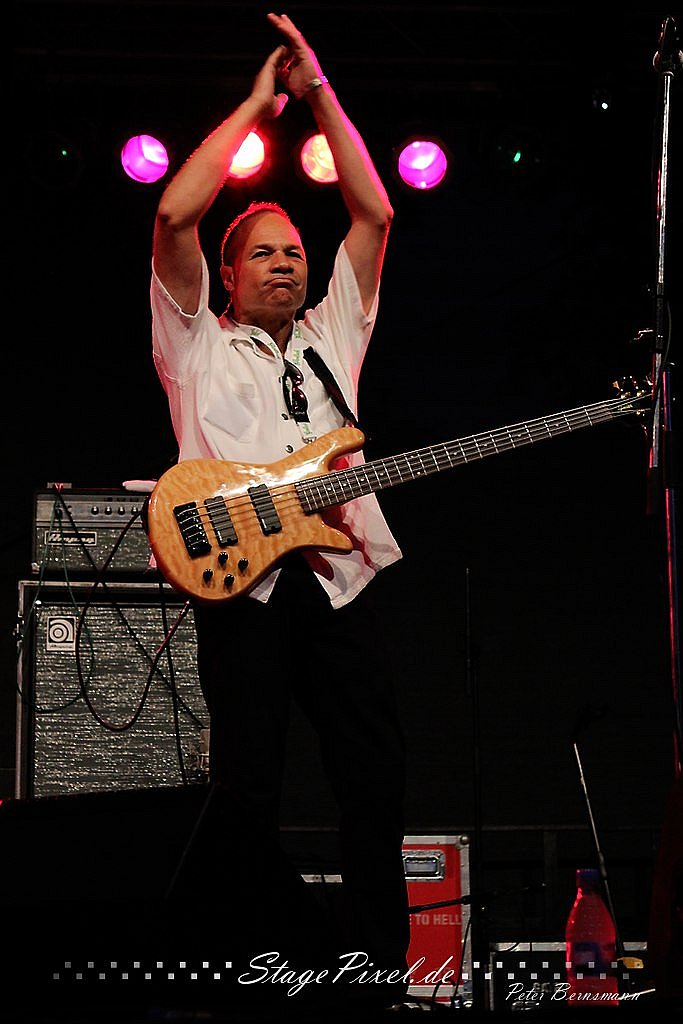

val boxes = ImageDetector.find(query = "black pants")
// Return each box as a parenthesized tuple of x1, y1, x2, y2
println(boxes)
(188, 555, 410, 986)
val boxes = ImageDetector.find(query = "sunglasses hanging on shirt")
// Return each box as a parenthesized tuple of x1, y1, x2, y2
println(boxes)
(282, 359, 310, 422)
(250, 327, 363, 435)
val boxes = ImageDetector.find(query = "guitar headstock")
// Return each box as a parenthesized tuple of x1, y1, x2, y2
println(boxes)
(612, 375, 652, 414)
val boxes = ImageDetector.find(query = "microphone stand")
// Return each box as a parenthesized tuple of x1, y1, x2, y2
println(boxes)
(408, 882, 547, 916)
(647, 15, 682, 775)
(572, 713, 625, 961)
(464, 567, 490, 1011)
(572, 713, 647, 984)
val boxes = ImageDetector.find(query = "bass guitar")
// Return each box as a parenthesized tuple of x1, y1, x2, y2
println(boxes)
(146, 377, 649, 604)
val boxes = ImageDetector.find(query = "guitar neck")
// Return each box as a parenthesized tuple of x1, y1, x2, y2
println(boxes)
(295, 393, 642, 513)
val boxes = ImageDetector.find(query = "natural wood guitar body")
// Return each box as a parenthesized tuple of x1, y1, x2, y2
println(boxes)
(147, 427, 364, 604)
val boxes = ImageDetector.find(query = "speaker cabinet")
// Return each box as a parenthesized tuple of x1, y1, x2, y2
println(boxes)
(16, 580, 208, 798)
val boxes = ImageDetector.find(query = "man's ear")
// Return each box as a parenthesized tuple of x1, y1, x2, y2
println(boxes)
(220, 264, 234, 292)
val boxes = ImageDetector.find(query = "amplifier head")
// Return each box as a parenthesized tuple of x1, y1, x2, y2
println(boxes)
(33, 487, 155, 576)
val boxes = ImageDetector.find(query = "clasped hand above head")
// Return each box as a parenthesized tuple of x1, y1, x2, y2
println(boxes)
(254, 11, 327, 111)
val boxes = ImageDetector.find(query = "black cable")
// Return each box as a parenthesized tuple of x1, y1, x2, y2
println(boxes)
(74, 579, 192, 734)
(15, 495, 94, 714)
(163, 780, 219, 901)
(31, 486, 204, 732)
(20, 487, 206, 763)
(159, 576, 189, 785)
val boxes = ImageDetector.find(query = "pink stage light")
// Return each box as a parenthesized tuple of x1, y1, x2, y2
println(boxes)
(228, 132, 266, 179)
(121, 135, 169, 183)
(397, 139, 448, 190)
(300, 133, 338, 184)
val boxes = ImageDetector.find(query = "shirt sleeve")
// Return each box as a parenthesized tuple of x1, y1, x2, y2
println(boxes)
(301, 242, 379, 408)
(150, 254, 213, 386)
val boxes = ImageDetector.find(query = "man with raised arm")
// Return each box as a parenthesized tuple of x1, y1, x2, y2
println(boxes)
(151, 12, 410, 1012)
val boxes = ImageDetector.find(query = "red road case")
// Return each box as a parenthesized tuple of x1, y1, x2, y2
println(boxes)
(403, 833, 472, 1005)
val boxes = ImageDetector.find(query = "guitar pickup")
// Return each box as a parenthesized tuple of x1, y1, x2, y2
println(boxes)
(248, 484, 282, 535)
(173, 501, 211, 558)
(204, 495, 238, 547)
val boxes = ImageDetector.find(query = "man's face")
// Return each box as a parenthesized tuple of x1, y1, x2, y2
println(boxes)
(223, 212, 308, 326)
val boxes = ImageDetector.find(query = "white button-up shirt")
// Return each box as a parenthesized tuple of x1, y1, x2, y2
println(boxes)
(151, 242, 402, 607)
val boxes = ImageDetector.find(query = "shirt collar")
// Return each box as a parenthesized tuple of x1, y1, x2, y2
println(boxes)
(219, 315, 304, 358)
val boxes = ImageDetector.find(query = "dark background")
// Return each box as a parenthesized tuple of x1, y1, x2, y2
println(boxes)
(8, 1, 681, 946)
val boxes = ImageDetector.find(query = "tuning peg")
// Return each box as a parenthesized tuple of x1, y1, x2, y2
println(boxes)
(613, 375, 644, 398)
(630, 328, 654, 346)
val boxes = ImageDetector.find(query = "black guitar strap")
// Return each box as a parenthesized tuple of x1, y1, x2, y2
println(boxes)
(303, 346, 363, 432)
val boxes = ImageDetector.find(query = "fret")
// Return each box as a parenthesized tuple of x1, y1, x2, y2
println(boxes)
(410, 451, 427, 477)
(390, 455, 406, 483)
(454, 439, 469, 463)
(471, 435, 487, 459)
(442, 444, 457, 467)
(366, 462, 384, 490)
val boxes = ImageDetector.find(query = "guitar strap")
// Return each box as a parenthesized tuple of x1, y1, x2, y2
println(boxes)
(303, 347, 362, 431)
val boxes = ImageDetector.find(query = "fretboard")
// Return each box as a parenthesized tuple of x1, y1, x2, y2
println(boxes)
(295, 391, 646, 514)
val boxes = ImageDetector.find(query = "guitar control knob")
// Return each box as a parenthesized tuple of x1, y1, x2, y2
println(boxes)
(203, 569, 214, 582)
(238, 558, 249, 572)
(218, 552, 229, 565)
(224, 574, 234, 587)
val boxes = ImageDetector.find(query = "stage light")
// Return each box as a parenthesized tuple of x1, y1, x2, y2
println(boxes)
(299, 133, 338, 184)
(396, 138, 448, 191)
(121, 135, 169, 183)
(26, 129, 84, 189)
(228, 132, 266, 179)
(592, 88, 612, 112)
(488, 126, 546, 185)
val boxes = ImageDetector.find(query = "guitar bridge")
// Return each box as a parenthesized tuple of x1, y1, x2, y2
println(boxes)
(174, 501, 211, 557)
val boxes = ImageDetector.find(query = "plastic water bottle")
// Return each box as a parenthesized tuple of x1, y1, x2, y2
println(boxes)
(565, 868, 619, 1007)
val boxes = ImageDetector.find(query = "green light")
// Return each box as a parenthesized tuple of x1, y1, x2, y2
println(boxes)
(513, 150, 522, 164)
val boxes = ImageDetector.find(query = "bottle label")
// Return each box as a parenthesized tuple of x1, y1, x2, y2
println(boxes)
(567, 940, 615, 974)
